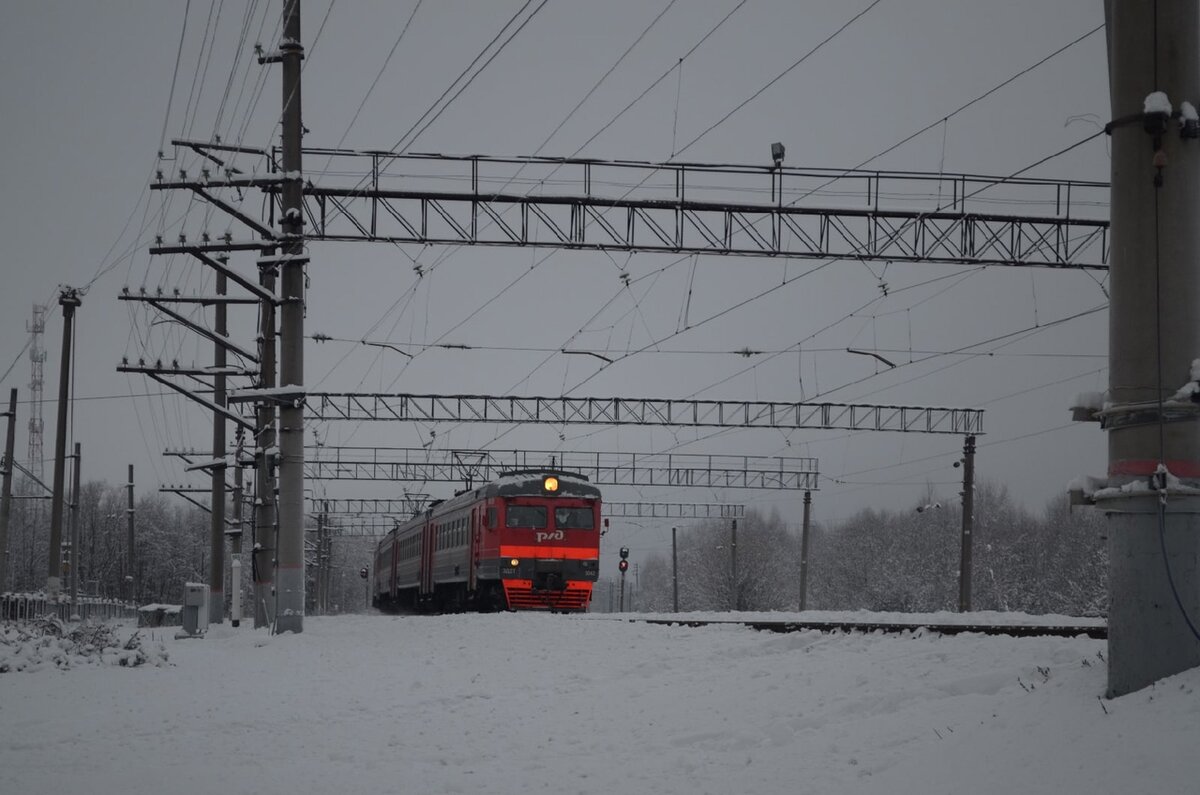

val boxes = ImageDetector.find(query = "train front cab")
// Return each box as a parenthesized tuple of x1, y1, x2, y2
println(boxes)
(481, 475, 600, 612)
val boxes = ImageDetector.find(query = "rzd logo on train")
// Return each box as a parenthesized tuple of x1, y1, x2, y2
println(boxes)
(535, 530, 565, 543)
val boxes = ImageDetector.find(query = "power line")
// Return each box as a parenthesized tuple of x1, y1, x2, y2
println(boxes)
(316, 1, 751, 408)
(673, 0, 883, 157)
(860, 23, 1104, 170)
(332, 0, 423, 152)
(306, 334, 1103, 360)
(389, 0, 546, 154)
(0, 337, 33, 387)
(535, 0, 678, 154)
(158, 0, 194, 154)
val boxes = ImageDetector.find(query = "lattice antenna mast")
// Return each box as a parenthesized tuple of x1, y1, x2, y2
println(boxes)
(26, 304, 46, 480)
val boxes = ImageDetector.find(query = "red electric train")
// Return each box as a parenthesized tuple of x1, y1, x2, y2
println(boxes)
(371, 470, 602, 613)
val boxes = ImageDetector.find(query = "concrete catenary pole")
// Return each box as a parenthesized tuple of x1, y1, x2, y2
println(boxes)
(958, 435, 975, 613)
(730, 518, 738, 611)
(126, 464, 135, 603)
(799, 491, 812, 611)
(0, 389, 17, 594)
(254, 263, 277, 629)
(1104, 0, 1200, 696)
(209, 269, 228, 623)
(315, 506, 325, 616)
(69, 442, 80, 618)
(671, 526, 678, 613)
(231, 437, 244, 627)
(275, 0, 307, 633)
(46, 288, 80, 599)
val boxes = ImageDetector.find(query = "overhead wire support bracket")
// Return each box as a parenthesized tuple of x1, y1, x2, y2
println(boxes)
(125, 297, 259, 363)
(119, 287, 261, 306)
(118, 366, 254, 431)
(146, 248, 279, 305)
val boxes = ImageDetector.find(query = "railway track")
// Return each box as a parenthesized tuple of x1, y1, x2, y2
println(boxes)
(630, 618, 1107, 640)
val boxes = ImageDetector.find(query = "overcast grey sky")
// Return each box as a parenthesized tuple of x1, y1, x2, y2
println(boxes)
(0, 1, 1112, 561)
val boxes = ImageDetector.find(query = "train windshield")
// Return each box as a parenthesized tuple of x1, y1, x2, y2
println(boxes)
(555, 507, 594, 530)
(505, 505, 547, 528)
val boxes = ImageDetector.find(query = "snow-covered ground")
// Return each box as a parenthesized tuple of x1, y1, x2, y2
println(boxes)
(2, 612, 1196, 794)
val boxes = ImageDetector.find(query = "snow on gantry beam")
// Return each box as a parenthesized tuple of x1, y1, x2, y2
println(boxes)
(306, 393, 984, 435)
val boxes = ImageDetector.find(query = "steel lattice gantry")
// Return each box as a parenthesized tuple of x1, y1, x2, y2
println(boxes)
(314, 500, 744, 522)
(157, 144, 1109, 269)
(302, 393, 984, 435)
(306, 447, 819, 490)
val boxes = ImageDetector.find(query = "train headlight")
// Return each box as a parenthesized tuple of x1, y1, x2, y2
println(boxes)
(543, 475, 559, 493)
(510, 558, 520, 567)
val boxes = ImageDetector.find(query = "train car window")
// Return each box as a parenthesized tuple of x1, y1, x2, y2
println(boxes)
(555, 507, 595, 529)
(486, 507, 497, 529)
(505, 505, 548, 528)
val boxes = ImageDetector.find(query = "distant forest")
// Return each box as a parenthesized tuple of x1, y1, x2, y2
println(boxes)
(3, 477, 375, 613)
(626, 481, 1107, 617)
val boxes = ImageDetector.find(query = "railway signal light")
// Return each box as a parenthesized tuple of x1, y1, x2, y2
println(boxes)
(359, 567, 369, 579)
(618, 559, 628, 573)
(619, 546, 629, 559)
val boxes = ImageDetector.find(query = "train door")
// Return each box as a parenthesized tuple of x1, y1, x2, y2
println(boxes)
(421, 520, 435, 596)
(469, 507, 479, 591)
(390, 536, 399, 598)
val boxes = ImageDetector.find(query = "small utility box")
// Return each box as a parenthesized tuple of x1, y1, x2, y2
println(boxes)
(180, 582, 210, 637)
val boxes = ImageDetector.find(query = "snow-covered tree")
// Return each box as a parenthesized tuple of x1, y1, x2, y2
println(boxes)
(636, 509, 800, 613)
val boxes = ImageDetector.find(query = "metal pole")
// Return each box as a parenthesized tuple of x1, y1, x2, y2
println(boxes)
(275, 0, 307, 633)
(126, 465, 135, 604)
(958, 436, 975, 612)
(47, 288, 80, 599)
(316, 506, 325, 616)
(799, 491, 812, 611)
(1104, 0, 1200, 696)
(254, 262, 277, 629)
(671, 526, 678, 613)
(730, 518, 738, 611)
(0, 389, 17, 594)
(619, 572, 625, 612)
(209, 269, 228, 624)
(231, 436, 243, 628)
(69, 442, 80, 619)
(322, 503, 332, 614)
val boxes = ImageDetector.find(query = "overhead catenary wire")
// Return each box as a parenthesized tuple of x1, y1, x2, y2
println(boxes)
(328, 0, 423, 154)
(297, 0, 753, 414)
(124, 7, 1113, 523)
(390, 0, 548, 155)
(672, 0, 883, 158)
(123, 0, 339, 481)
(534, 0, 678, 154)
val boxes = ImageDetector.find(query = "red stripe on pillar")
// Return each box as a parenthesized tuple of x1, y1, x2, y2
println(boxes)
(1109, 459, 1200, 478)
